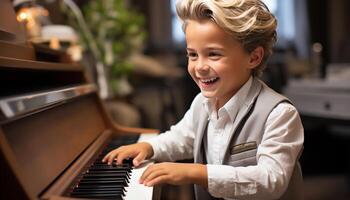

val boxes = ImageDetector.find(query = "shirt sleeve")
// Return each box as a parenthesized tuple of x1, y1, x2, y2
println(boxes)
(144, 94, 202, 162)
(207, 102, 304, 199)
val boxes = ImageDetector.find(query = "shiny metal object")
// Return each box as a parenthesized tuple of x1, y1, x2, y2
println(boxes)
(0, 84, 96, 120)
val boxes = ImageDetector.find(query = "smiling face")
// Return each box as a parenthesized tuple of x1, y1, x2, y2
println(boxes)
(185, 20, 262, 109)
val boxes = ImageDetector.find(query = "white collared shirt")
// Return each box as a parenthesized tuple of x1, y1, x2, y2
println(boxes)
(146, 77, 304, 199)
(203, 76, 253, 166)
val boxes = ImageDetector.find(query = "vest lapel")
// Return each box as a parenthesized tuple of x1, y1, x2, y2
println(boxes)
(221, 78, 262, 164)
(193, 110, 209, 163)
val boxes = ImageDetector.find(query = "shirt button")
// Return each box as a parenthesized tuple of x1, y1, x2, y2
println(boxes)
(215, 129, 223, 134)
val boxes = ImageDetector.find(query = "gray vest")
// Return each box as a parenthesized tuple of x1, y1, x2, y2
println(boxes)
(193, 78, 303, 200)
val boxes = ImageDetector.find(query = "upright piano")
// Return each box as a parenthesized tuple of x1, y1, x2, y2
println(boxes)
(0, 1, 160, 199)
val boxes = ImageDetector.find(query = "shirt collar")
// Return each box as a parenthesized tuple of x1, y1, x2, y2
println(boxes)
(202, 76, 253, 122)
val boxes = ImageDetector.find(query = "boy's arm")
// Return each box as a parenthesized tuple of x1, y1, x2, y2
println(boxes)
(188, 164, 208, 188)
(139, 162, 208, 188)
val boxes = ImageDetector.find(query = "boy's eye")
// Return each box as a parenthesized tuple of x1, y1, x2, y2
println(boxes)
(187, 52, 198, 59)
(208, 52, 222, 58)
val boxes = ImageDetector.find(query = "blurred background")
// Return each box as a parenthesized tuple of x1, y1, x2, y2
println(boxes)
(2, 0, 350, 199)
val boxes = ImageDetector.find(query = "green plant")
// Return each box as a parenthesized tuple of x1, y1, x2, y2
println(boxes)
(63, 0, 146, 95)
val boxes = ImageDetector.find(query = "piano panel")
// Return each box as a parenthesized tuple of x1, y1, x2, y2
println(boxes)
(1, 94, 108, 199)
(0, 132, 29, 200)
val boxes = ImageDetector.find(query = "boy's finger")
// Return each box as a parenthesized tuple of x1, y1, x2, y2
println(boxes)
(107, 149, 122, 165)
(102, 152, 112, 163)
(140, 163, 156, 183)
(133, 152, 146, 167)
(107, 152, 117, 165)
(102, 152, 111, 163)
(116, 151, 133, 165)
(143, 168, 165, 184)
(146, 175, 168, 187)
(102, 148, 120, 163)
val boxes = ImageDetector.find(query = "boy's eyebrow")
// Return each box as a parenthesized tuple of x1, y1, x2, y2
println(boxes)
(186, 47, 225, 51)
(207, 47, 224, 51)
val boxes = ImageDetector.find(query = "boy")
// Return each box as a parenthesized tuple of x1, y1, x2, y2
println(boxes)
(103, 0, 304, 199)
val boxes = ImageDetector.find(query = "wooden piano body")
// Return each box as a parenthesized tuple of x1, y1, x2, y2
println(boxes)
(0, 50, 160, 200)
(0, 1, 160, 199)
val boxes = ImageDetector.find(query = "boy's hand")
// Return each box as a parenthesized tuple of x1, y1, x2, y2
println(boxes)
(102, 142, 154, 167)
(139, 163, 208, 188)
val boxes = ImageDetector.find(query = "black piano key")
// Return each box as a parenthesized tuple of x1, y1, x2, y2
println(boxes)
(89, 166, 131, 172)
(71, 190, 124, 195)
(91, 163, 130, 168)
(71, 193, 124, 198)
(78, 177, 129, 183)
(80, 173, 128, 178)
(84, 169, 130, 173)
(72, 188, 124, 193)
(87, 169, 131, 174)
(79, 176, 127, 180)
(80, 176, 130, 182)
(73, 187, 125, 192)
(86, 172, 130, 177)
(80, 176, 129, 182)
(67, 136, 140, 199)
(78, 180, 128, 186)
(91, 166, 131, 172)
(72, 189, 124, 194)
(86, 167, 131, 171)
(71, 190, 125, 196)
(93, 161, 133, 169)
(73, 186, 127, 194)
(72, 190, 124, 195)
(83, 171, 130, 178)
(92, 163, 130, 167)
(74, 184, 126, 190)
(70, 193, 123, 199)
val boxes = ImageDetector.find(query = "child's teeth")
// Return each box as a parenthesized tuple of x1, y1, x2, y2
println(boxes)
(202, 77, 218, 83)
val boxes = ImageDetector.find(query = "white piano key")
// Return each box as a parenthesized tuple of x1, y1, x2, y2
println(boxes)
(124, 161, 154, 200)
(124, 133, 158, 200)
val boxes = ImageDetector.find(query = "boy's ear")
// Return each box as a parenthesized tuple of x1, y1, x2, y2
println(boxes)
(247, 46, 264, 69)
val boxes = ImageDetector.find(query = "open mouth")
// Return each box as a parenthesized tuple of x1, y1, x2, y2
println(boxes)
(200, 77, 219, 85)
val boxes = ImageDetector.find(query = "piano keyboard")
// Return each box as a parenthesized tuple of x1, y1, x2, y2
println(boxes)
(66, 134, 156, 200)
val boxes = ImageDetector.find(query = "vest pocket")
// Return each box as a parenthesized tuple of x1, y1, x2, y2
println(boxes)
(227, 142, 257, 167)
(230, 141, 257, 154)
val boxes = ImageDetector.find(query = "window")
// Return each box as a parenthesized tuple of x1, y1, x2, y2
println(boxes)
(171, 0, 305, 54)
(263, 0, 296, 48)
(171, 0, 185, 45)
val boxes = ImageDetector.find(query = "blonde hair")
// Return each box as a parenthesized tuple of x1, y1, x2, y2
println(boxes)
(176, 0, 277, 77)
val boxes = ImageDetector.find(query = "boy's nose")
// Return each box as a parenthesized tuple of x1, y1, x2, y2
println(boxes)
(195, 58, 210, 72)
